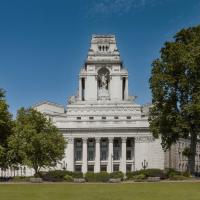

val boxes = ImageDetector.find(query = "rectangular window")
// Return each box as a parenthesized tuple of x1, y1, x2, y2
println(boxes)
(81, 78, 85, 101)
(101, 151, 107, 160)
(75, 150, 82, 161)
(102, 116, 106, 120)
(88, 165, 94, 172)
(126, 150, 132, 160)
(113, 164, 120, 172)
(122, 77, 126, 100)
(89, 116, 94, 120)
(75, 165, 82, 172)
(114, 116, 119, 119)
(113, 150, 120, 160)
(126, 164, 132, 172)
(100, 165, 107, 172)
(88, 150, 95, 161)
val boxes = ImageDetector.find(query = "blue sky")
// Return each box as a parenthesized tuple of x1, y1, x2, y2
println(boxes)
(0, 0, 200, 115)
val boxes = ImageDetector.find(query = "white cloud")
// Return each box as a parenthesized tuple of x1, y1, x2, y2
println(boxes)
(86, 0, 163, 16)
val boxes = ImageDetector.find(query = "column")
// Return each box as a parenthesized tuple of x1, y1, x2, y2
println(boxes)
(79, 78, 82, 101)
(108, 137, 114, 173)
(95, 137, 101, 172)
(82, 138, 88, 173)
(121, 137, 127, 173)
(66, 137, 74, 171)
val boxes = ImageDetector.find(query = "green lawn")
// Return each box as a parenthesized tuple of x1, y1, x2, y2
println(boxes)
(0, 182, 200, 200)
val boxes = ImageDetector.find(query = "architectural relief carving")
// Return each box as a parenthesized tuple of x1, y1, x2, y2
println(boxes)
(135, 136, 155, 143)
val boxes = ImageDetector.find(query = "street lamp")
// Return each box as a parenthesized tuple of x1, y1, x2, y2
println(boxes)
(142, 159, 148, 170)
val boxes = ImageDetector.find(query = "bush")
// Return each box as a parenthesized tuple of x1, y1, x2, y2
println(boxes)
(182, 171, 190, 177)
(165, 168, 181, 178)
(85, 172, 110, 182)
(64, 175, 73, 182)
(126, 169, 167, 180)
(132, 174, 146, 182)
(143, 169, 167, 179)
(72, 172, 83, 178)
(109, 171, 124, 180)
(40, 170, 83, 182)
(11, 176, 29, 182)
(169, 175, 189, 180)
(41, 170, 67, 182)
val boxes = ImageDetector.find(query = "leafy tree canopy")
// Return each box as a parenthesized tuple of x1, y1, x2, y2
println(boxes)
(8, 108, 66, 175)
(0, 88, 13, 169)
(149, 25, 200, 173)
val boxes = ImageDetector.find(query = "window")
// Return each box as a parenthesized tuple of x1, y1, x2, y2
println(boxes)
(127, 116, 131, 120)
(89, 116, 94, 120)
(126, 150, 132, 160)
(88, 140, 95, 148)
(114, 116, 119, 119)
(101, 139, 108, 147)
(76, 140, 82, 147)
(88, 150, 95, 161)
(77, 117, 81, 120)
(75, 150, 82, 161)
(75, 165, 82, 172)
(127, 139, 132, 147)
(126, 164, 132, 172)
(101, 151, 107, 160)
(88, 165, 94, 172)
(102, 116, 106, 120)
(113, 150, 120, 160)
(100, 165, 107, 172)
(113, 165, 120, 172)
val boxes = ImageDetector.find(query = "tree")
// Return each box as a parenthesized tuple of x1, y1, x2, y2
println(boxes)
(8, 108, 66, 175)
(0, 88, 13, 169)
(149, 25, 200, 174)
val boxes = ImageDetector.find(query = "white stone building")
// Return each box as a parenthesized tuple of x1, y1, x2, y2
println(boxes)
(33, 35, 165, 174)
(2, 35, 200, 177)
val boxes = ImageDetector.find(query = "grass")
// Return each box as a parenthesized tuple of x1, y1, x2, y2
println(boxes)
(0, 182, 200, 200)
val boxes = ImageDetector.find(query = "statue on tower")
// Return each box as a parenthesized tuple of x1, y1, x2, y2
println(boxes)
(98, 71, 110, 100)
(100, 72, 108, 90)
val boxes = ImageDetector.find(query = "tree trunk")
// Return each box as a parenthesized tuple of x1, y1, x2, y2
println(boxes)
(188, 134, 197, 174)
(33, 166, 39, 177)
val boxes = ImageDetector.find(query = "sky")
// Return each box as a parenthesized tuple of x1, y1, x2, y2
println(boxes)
(0, 0, 200, 116)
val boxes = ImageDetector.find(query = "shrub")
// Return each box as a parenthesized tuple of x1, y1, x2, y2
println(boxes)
(40, 170, 83, 182)
(165, 168, 181, 178)
(126, 169, 167, 180)
(143, 169, 167, 179)
(132, 174, 146, 182)
(182, 171, 190, 177)
(85, 172, 110, 182)
(169, 175, 189, 180)
(109, 171, 124, 180)
(11, 176, 29, 182)
(41, 170, 66, 182)
(72, 172, 83, 178)
(64, 175, 73, 182)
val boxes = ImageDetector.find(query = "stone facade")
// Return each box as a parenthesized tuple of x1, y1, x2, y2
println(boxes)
(0, 35, 200, 176)
(3, 34, 200, 177)
(33, 35, 165, 173)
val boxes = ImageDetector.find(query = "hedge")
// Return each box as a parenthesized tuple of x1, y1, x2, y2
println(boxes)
(126, 169, 167, 180)
(109, 171, 124, 180)
(40, 170, 83, 182)
(85, 172, 110, 182)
